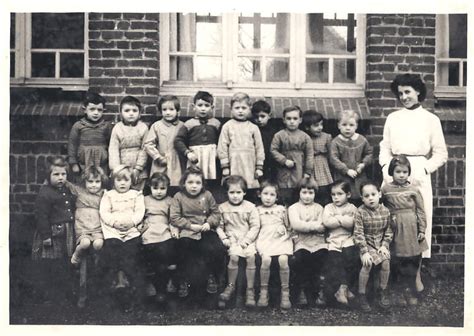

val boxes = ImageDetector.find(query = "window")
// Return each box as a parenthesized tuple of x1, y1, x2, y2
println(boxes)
(10, 13, 88, 90)
(435, 14, 467, 100)
(160, 13, 366, 97)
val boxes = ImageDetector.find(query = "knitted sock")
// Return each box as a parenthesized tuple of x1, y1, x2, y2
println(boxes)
(358, 267, 371, 294)
(260, 267, 270, 288)
(246, 266, 256, 289)
(379, 261, 390, 290)
(279, 266, 290, 290)
(227, 265, 239, 287)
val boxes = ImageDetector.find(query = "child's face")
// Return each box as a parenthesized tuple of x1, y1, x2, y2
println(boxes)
(184, 173, 203, 196)
(392, 164, 410, 185)
(50, 166, 67, 188)
(260, 186, 277, 207)
(397, 85, 420, 109)
(338, 117, 357, 139)
(84, 103, 104, 122)
(161, 101, 179, 123)
(361, 184, 381, 210)
(254, 111, 271, 128)
(114, 175, 132, 193)
(227, 183, 246, 205)
(309, 120, 324, 137)
(121, 103, 140, 124)
(299, 187, 315, 205)
(151, 183, 168, 200)
(283, 110, 302, 131)
(193, 99, 213, 119)
(331, 186, 350, 207)
(231, 101, 251, 121)
(85, 176, 102, 194)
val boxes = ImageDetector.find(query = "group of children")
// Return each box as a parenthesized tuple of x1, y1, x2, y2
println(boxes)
(33, 90, 428, 313)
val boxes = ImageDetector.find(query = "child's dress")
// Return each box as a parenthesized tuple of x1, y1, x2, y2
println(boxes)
(288, 202, 327, 253)
(143, 119, 185, 187)
(141, 195, 176, 245)
(311, 132, 333, 187)
(68, 117, 111, 173)
(329, 133, 373, 199)
(381, 182, 428, 257)
(256, 205, 293, 257)
(218, 200, 261, 257)
(323, 202, 358, 252)
(353, 204, 393, 265)
(217, 119, 265, 189)
(270, 129, 314, 188)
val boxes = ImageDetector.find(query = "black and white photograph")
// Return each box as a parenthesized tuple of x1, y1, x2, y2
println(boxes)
(3, 0, 471, 332)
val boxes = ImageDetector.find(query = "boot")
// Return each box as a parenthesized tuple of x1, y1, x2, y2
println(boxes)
(334, 284, 349, 305)
(245, 288, 256, 307)
(219, 284, 235, 301)
(280, 286, 291, 309)
(358, 293, 371, 312)
(257, 287, 269, 307)
(296, 290, 308, 306)
(378, 288, 390, 309)
(315, 289, 327, 306)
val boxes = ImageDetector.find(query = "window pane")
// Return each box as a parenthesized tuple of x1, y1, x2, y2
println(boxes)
(196, 57, 221, 81)
(237, 57, 262, 82)
(10, 13, 15, 49)
(463, 62, 467, 86)
(238, 13, 290, 53)
(266, 58, 289, 82)
(170, 13, 222, 52)
(449, 14, 467, 58)
(334, 59, 356, 83)
(32, 13, 84, 49)
(306, 59, 329, 83)
(60, 53, 84, 78)
(10, 52, 15, 77)
(306, 14, 356, 55)
(170, 56, 193, 81)
(31, 52, 55, 77)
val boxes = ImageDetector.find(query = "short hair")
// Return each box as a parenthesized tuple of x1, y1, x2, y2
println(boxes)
(230, 92, 251, 108)
(45, 156, 68, 183)
(83, 91, 106, 108)
(390, 73, 427, 103)
(388, 155, 412, 176)
(283, 105, 303, 118)
(296, 176, 318, 194)
(149, 172, 171, 188)
(222, 175, 248, 193)
(157, 95, 180, 113)
(120, 95, 142, 112)
(359, 180, 380, 195)
(330, 180, 352, 194)
(337, 110, 360, 123)
(111, 165, 132, 181)
(259, 179, 279, 196)
(193, 91, 214, 105)
(251, 100, 271, 116)
(81, 165, 108, 186)
(302, 110, 324, 129)
(179, 166, 206, 191)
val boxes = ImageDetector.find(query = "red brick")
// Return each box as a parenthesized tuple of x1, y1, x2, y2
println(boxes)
(89, 20, 115, 30)
(10, 155, 17, 183)
(123, 50, 143, 58)
(88, 13, 102, 20)
(117, 60, 130, 67)
(446, 255, 464, 263)
(102, 31, 124, 40)
(455, 160, 464, 187)
(366, 72, 383, 80)
(17, 156, 26, 184)
(383, 36, 404, 45)
(123, 13, 145, 20)
(131, 41, 157, 49)
(412, 65, 435, 73)
(130, 21, 157, 30)
(367, 46, 396, 54)
(411, 27, 435, 36)
(90, 40, 116, 49)
(368, 36, 383, 44)
(102, 87, 123, 94)
(405, 18, 424, 27)
(125, 31, 145, 40)
(396, 64, 410, 72)
(397, 46, 409, 53)
(425, 18, 436, 27)
(410, 46, 435, 54)
(123, 69, 145, 77)
(125, 87, 145, 95)
(88, 50, 101, 59)
(117, 21, 130, 30)
(144, 13, 159, 21)
(102, 50, 122, 58)
(130, 60, 158, 68)
(367, 16, 382, 26)
(370, 26, 397, 35)
(398, 27, 410, 36)
(145, 32, 158, 39)
(382, 16, 404, 25)
(116, 41, 131, 49)
(103, 69, 123, 77)
(425, 38, 435, 46)
(89, 31, 101, 40)
(145, 69, 159, 77)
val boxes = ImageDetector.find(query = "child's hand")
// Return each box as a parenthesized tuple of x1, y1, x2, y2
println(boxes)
(222, 238, 231, 248)
(285, 160, 295, 169)
(313, 222, 325, 233)
(187, 152, 199, 164)
(347, 169, 358, 178)
(72, 164, 80, 174)
(189, 224, 202, 232)
(303, 173, 311, 179)
(378, 245, 390, 259)
(42, 238, 52, 247)
(361, 252, 373, 267)
(157, 156, 168, 167)
(276, 225, 287, 236)
(356, 163, 365, 174)
(201, 223, 211, 232)
(418, 232, 425, 241)
(222, 168, 230, 176)
(132, 168, 141, 184)
(239, 240, 249, 249)
(334, 215, 344, 226)
(255, 169, 263, 179)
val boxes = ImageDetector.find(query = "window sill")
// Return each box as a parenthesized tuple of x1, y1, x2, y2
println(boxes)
(434, 86, 466, 101)
(10, 78, 89, 91)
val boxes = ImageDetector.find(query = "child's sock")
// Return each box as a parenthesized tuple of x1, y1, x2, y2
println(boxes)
(246, 265, 256, 290)
(227, 264, 239, 287)
(279, 266, 291, 309)
(279, 266, 290, 290)
(358, 267, 371, 294)
(379, 261, 390, 290)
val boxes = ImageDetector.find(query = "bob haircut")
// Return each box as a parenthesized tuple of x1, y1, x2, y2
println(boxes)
(388, 155, 412, 176)
(390, 73, 427, 103)
(111, 165, 132, 181)
(230, 92, 251, 108)
(149, 172, 171, 188)
(282, 105, 303, 118)
(302, 109, 324, 129)
(222, 175, 248, 193)
(81, 165, 108, 187)
(157, 95, 180, 113)
(359, 180, 381, 195)
(330, 180, 352, 195)
(193, 90, 214, 105)
(337, 110, 360, 123)
(120, 95, 142, 112)
(251, 100, 271, 116)
(259, 179, 279, 196)
(45, 156, 69, 183)
(179, 166, 206, 191)
(296, 176, 319, 194)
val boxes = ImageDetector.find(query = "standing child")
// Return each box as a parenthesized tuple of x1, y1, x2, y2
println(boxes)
(68, 92, 111, 176)
(255, 181, 293, 309)
(288, 177, 327, 307)
(354, 182, 393, 312)
(143, 95, 185, 194)
(174, 91, 221, 181)
(217, 175, 261, 307)
(109, 96, 149, 191)
(31, 157, 76, 304)
(99, 165, 145, 309)
(270, 106, 314, 206)
(381, 155, 428, 306)
(322, 180, 359, 306)
(141, 173, 179, 304)
(302, 109, 333, 205)
(329, 110, 373, 203)
(169, 166, 226, 298)
(218, 92, 265, 201)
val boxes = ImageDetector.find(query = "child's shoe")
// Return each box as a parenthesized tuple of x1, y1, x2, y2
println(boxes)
(315, 289, 327, 306)
(257, 287, 269, 307)
(219, 284, 235, 301)
(378, 288, 390, 309)
(145, 282, 157, 297)
(358, 294, 371, 312)
(280, 287, 291, 310)
(346, 289, 355, 300)
(296, 290, 308, 306)
(71, 252, 81, 266)
(406, 289, 418, 306)
(334, 284, 349, 305)
(206, 274, 218, 294)
(166, 279, 177, 293)
(245, 288, 256, 307)
(178, 281, 190, 298)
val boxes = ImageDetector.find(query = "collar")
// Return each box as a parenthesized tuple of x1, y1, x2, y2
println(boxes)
(338, 133, 359, 141)
(407, 103, 421, 110)
(390, 181, 411, 187)
(122, 119, 139, 127)
(83, 116, 104, 125)
(195, 116, 209, 125)
(162, 118, 179, 126)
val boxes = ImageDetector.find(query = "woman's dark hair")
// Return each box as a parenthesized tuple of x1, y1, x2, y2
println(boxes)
(330, 180, 351, 195)
(390, 73, 427, 103)
(296, 176, 319, 194)
(149, 172, 171, 188)
(251, 100, 271, 116)
(222, 175, 248, 192)
(302, 109, 324, 130)
(179, 166, 206, 191)
(388, 155, 412, 176)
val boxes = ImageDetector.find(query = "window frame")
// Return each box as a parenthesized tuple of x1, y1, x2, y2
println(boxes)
(10, 13, 89, 91)
(159, 13, 366, 97)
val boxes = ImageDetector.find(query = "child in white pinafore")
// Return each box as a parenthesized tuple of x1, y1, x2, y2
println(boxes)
(217, 175, 261, 307)
(255, 181, 293, 309)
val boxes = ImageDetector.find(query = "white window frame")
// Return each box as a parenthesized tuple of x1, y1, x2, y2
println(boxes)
(159, 13, 366, 97)
(435, 14, 467, 100)
(10, 13, 89, 91)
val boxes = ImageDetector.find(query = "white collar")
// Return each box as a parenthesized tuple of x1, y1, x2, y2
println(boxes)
(338, 133, 359, 141)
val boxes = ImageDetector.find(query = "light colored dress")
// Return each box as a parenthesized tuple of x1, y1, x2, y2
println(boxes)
(288, 202, 327, 253)
(256, 205, 293, 257)
(217, 119, 265, 189)
(141, 195, 178, 245)
(322, 202, 358, 252)
(311, 132, 333, 187)
(381, 182, 428, 257)
(143, 119, 185, 186)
